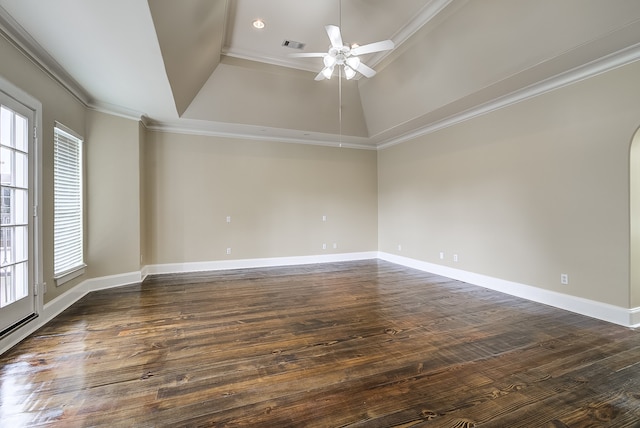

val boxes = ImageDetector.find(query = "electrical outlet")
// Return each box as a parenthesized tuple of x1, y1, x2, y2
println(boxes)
(453, 254, 459, 262)
(322, 243, 327, 250)
(333, 243, 337, 249)
(439, 252, 444, 260)
(226, 247, 232, 255)
(398, 244, 402, 251)
(561, 274, 569, 285)
(226, 216, 231, 223)
(322, 215, 327, 222)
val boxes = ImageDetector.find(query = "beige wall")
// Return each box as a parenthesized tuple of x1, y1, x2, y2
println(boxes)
(85, 111, 142, 278)
(0, 33, 86, 303)
(3, 16, 640, 314)
(145, 132, 378, 264)
(378, 60, 640, 308)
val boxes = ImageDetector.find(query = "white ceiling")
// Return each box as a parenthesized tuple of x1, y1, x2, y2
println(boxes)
(223, 0, 436, 72)
(0, 0, 639, 149)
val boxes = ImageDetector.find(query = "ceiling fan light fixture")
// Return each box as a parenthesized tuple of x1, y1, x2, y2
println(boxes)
(344, 65, 356, 80)
(292, 23, 394, 82)
(345, 56, 360, 70)
(324, 55, 337, 68)
(322, 66, 334, 79)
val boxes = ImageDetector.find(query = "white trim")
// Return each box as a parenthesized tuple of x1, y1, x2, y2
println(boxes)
(145, 120, 375, 150)
(223, 0, 454, 75)
(54, 120, 84, 141)
(32, 82, 44, 324)
(377, 42, 640, 150)
(0, 270, 143, 355)
(42, 271, 142, 321)
(0, 72, 44, 345)
(0, 5, 90, 106)
(82, 271, 143, 291)
(378, 252, 639, 328)
(145, 252, 378, 275)
(2, 2, 640, 150)
(2, 251, 636, 355)
(367, 0, 456, 69)
(390, 0, 454, 48)
(140, 265, 150, 282)
(89, 102, 146, 123)
(0, 253, 375, 355)
(630, 307, 640, 328)
(144, 41, 640, 150)
(53, 265, 86, 287)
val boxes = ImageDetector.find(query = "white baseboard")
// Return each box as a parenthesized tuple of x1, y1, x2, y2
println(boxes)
(0, 253, 377, 355)
(378, 252, 639, 328)
(630, 307, 640, 328)
(82, 271, 143, 291)
(0, 270, 143, 355)
(144, 252, 378, 275)
(3, 251, 636, 355)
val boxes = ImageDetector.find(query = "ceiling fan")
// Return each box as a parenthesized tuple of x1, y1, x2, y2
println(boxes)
(291, 25, 394, 81)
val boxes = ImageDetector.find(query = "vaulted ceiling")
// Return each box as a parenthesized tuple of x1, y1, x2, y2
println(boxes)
(1, 0, 639, 148)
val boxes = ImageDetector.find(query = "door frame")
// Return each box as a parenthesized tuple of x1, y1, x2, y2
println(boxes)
(631, 125, 640, 314)
(0, 74, 43, 341)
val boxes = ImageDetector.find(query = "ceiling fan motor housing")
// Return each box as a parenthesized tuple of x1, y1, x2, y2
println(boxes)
(293, 24, 394, 81)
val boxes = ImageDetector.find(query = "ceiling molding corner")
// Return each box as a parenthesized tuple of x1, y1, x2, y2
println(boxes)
(222, 46, 320, 73)
(0, 4, 91, 106)
(145, 119, 376, 150)
(89, 101, 147, 123)
(367, 0, 457, 67)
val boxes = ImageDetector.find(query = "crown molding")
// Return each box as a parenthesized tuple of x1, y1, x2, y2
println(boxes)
(145, 119, 375, 150)
(0, 5, 91, 106)
(377, 41, 640, 150)
(225, 0, 456, 75)
(89, 101, 147, 123)
(2, 2, 639, 152)
(150, 38, 640, 151)
(222, 46, 320, 73)
(0, 8, 147, 126)
(367, 0, 457, 68)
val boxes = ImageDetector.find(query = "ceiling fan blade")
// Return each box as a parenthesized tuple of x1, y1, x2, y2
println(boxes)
(289, 52, 326, 58)
(350, 39, 394, 56)
(325, 25, 343, 49)
(314, 70, 327, 81)
(356, 62, 376, 78)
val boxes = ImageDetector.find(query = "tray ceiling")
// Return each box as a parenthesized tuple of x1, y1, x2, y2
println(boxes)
(1, 0, 639, 148)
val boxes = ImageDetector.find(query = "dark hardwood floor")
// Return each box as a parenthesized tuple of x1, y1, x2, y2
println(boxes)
(1, 260, 640, 427)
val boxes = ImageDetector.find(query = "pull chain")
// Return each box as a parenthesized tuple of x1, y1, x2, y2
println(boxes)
(339, 0, 343, 148)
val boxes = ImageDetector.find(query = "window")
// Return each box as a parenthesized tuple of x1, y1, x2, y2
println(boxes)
(53, 124, 84, 285)
(0, 79, 42, 336)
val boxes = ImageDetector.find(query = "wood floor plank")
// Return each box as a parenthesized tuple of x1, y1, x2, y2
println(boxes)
(1, 260, 640, 427)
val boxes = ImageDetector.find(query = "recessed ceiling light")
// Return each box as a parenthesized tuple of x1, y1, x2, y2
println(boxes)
(252, 19, 265, 29)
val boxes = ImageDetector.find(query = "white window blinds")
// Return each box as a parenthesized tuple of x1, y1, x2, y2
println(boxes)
(53, 125, 84, 278)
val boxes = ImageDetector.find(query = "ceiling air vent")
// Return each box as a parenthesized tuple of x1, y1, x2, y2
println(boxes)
(282, 40, 305, 50)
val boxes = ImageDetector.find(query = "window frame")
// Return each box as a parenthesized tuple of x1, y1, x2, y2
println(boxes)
(53, 122, 85, 286)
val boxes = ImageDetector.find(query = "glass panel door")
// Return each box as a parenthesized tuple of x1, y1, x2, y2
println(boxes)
(0, 93, 34, 333)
